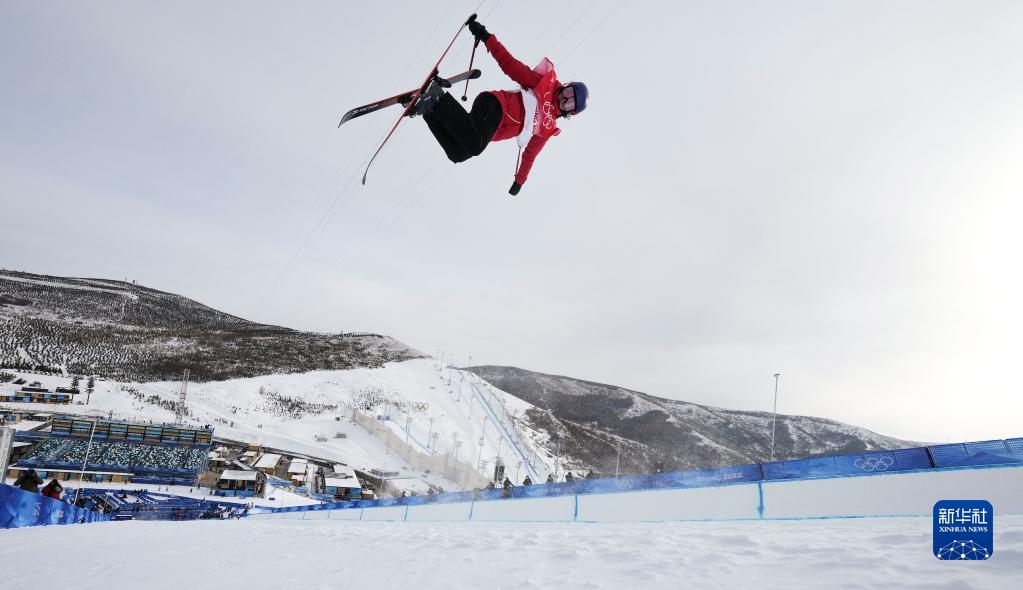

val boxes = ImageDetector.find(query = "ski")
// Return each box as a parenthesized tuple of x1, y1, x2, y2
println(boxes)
(360, 14, 477, 186)
(338, 69, 481, 128)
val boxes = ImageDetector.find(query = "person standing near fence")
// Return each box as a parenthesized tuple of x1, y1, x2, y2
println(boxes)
(14, 468, 42, 493)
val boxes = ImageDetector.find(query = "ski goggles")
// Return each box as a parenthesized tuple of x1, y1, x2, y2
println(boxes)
(560, 85, 577, 113)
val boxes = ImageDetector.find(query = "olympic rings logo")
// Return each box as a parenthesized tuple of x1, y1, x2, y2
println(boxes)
(854, 456, 895, 471)
(541, 91, 556, 130)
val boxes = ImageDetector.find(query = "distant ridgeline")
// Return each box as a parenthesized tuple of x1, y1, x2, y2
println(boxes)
(9, 415, 214, 486)
(0, 270, 424, 381)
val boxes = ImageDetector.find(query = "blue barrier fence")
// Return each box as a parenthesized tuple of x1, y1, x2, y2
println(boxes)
(68, 488, 246, 521)
(260, 436, 1023, 516)
(0, 484, 110, 529)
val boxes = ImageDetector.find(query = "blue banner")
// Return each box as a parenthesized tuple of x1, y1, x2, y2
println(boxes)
(929, 442, 1023, 468)
(1006, 438, 1023, 459)
(1, 484, 110, 529)
(763, 447, 935, 480)
(257, 436, 1023, 517)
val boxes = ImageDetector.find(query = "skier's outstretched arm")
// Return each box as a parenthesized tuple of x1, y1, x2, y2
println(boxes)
(468, 21, 541, 89)
(510, 135, 550, 194)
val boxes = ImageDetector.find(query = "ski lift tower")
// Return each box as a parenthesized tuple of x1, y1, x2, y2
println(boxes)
(175, 369, 190, 425)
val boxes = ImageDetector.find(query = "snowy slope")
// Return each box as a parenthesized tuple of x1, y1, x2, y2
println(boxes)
(1, 360, 555, 492)
(2, 517, 1019, 589)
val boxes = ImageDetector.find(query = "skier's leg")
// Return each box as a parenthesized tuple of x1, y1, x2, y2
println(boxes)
(425, 115, 473, 163)
(466, 92, 503, 156)
(424, 93, 475, 163)
(425, 92, 497, 162)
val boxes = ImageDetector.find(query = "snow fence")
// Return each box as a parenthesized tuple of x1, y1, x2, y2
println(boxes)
(250, 437, 1023, 523)
(1, 484, 111, 529)
(352, 410, 488, 490)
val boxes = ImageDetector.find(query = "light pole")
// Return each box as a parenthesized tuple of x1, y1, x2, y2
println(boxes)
(73, 417, 98, 504)
(554, 439, 561, 479)
(615, 439, 621, 478)
(770, 373, 781, 462)
(476, 418, 488, 470)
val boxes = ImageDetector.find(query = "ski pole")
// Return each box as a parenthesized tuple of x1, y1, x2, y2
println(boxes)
(462, 38, 480, 102)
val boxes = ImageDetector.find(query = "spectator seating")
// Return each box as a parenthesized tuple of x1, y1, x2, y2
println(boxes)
(19, 439, 207, 472)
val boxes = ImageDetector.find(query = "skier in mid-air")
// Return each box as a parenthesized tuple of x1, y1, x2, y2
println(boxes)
(407, 19, 589, 195)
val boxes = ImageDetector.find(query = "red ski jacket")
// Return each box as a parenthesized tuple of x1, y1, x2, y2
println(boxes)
(42, 482, 63, 500)
(483, 36, 563, 186)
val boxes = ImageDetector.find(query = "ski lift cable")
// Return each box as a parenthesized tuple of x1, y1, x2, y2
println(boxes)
(560, 0, 628, 64)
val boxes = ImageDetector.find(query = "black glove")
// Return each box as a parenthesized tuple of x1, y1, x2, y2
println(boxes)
(509, 181, 521, 196)
(468, 20, 491, 43)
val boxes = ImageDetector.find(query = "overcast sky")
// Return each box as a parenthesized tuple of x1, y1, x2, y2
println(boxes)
(2, 1, 1022, 443)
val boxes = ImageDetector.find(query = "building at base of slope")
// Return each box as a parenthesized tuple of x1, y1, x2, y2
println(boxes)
(323, 464, 363, 500)
(215, 469, 264, 497)
(0, 384, 80, 404)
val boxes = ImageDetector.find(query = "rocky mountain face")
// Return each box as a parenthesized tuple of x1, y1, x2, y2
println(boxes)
(0, 270, 423, 381)
(467, 365, 915, 476)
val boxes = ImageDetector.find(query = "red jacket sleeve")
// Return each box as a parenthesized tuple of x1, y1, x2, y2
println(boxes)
(515, 135, 550, 185)
(485, 36, 541, 89)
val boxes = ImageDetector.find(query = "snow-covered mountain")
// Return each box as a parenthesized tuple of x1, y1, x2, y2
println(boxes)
(466, 366, 916, 474)
(0, 360, 556, 493)
(2, 269, 916, 485)
(0, 270, 423, 381)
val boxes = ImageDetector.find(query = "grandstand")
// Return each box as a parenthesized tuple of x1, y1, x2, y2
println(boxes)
(9, 415, 213, 485)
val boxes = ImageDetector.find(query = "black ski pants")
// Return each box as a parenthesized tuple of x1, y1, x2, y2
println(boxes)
(424, 91, 502, 163)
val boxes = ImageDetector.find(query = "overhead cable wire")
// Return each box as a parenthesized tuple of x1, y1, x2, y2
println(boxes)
(541, 0, 601, 58)
(398, 0, 464, 82)
(448, 0, 504, 64)
(525, 0, 578, 56)
(253, 2, 489, 315)
(251, 155, 369, 315)
(560, 0, 628, 64)
(333, 166, 454, 276)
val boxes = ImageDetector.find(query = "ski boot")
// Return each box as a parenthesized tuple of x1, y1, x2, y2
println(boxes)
(405, 71, 451, 118)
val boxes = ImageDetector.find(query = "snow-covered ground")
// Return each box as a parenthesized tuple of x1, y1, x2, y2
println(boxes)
(2, 516, 1020, 589)
(1, 360, 555, 492)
